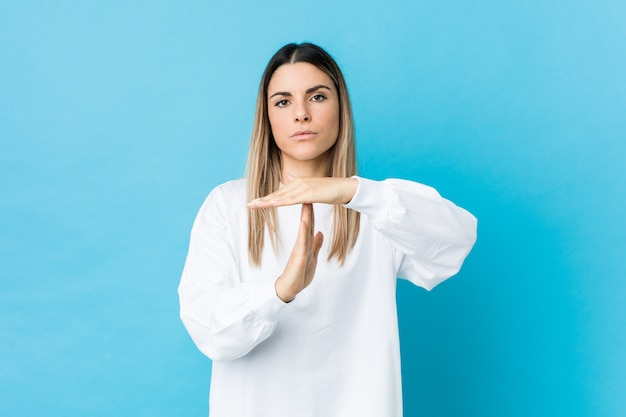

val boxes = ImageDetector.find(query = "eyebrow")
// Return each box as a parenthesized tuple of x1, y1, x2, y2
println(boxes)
(269, 84, 332, 99)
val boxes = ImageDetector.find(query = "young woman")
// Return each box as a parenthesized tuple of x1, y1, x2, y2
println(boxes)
(179, 43, 477, 417)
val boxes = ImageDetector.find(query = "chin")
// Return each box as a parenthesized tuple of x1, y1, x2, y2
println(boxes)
(283, 145, 333, 161)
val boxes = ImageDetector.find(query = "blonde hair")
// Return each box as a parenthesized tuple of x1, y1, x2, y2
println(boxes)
(247, 43, 360, 266)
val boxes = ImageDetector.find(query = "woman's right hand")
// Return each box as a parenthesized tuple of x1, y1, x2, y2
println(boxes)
(275, 203, 324, 303)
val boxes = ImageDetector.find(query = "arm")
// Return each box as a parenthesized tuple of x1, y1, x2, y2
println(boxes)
(346, 177, 477, 290)
(178, 186, 286, 362)
(249, 175, 477, 290)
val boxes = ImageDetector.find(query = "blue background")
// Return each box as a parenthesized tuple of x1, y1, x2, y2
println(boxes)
(1, 1, 624, 416)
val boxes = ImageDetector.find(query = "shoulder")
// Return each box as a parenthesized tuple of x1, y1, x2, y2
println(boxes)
(194, 179, 247, 228)
(209, 178, 247, 200)
(198, 178, 248, 217)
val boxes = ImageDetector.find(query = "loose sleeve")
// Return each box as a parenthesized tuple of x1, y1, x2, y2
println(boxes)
(178, 186, 287, 361)
(345, 177, 477, 290)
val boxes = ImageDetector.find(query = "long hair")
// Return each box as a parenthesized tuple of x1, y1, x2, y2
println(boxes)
(247, 42, 360, 266)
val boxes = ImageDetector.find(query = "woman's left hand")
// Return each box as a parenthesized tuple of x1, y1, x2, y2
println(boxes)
(248, 177, 358, 209)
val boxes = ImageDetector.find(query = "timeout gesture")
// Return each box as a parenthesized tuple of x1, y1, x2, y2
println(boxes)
(247, 177, 358, 303)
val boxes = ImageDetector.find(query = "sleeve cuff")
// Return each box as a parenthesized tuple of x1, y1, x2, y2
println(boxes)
(246, 281, 288, 322)
(344, 176, 394, 214)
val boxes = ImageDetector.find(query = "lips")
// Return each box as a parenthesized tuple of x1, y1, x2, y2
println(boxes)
(291, 130, 317, 139)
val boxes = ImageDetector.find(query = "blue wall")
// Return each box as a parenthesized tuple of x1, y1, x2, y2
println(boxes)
(1, 1, 624, 416)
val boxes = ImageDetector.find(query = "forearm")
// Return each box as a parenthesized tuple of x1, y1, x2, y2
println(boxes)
(345, 177, 477, 282)
(179, 183, 287, 361)
(179, 277, 286, 361)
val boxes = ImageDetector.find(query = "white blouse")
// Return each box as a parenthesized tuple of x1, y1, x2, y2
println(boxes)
(179, 177, 477, 417)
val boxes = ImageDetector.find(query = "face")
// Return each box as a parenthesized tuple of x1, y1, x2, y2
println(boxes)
(267, 62, 340, 174)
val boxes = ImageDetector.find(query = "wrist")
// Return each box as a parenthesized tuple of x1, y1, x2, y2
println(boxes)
(275, 276, 296, 303)
(344, 177, 359, 204)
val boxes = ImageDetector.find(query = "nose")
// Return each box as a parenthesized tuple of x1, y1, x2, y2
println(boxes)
(294, 103, 310, 122)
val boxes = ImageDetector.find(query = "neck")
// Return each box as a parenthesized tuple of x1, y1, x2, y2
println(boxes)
(281, 152, 330, 182)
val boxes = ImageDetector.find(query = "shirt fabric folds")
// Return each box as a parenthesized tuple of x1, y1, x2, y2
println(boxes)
(178, 176, 477, 417)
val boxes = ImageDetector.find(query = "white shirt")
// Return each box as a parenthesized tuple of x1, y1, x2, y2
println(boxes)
(178, 177, 477, 417)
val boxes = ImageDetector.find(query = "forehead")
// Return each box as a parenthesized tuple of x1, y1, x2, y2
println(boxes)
(267, 62, 334, 93)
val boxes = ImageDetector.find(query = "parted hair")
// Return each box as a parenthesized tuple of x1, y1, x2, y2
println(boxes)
(246, 42, 360, 266)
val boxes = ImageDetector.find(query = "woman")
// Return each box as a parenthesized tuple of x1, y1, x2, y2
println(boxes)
(179, 42, 477, 417)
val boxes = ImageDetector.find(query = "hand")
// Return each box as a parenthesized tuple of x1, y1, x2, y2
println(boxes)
(274, 204, 324, 303)
(248, 176, 358, 209)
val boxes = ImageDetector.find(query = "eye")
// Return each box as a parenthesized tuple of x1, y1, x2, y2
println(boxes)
(311, 94, 326, 102)
(274, 99, 290, 108)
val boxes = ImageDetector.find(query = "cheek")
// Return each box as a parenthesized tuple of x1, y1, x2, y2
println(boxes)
(267, 112, 282, 137)
(326, 106, 340, 136)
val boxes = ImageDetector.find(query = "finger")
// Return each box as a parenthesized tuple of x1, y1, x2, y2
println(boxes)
(247, 192, 279, 208)
(286, 219, 310, 274)
(301, 203, 314, 241)
(268, 187, 305, 206)
(303, 203, 314, 232)
(247, 183, 304, 208)
(291, 204, 314, 256)
(312, 231, 324, 262)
